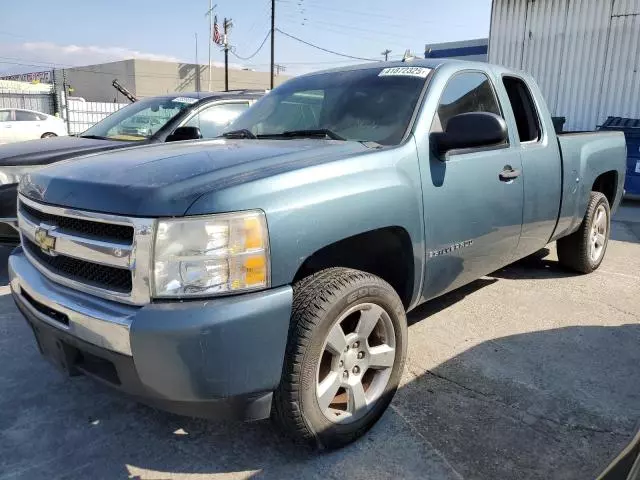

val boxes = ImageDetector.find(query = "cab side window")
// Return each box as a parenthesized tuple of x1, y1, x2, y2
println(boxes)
(15, 110, 40, 121)
(185, 102, 250, 138)
(431, 72, 502, 133)
(0, 110, 11, 122)
(502, 76, 541, 142)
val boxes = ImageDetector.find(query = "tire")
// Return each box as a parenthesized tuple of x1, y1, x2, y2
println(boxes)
(273, 267, 407, 450)
(557, 191, 611, 273)
(41, 132, 57, 138)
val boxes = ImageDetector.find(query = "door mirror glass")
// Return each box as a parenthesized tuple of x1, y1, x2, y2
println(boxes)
(430, 112, 508, 156)
(166, 126, 202, 142)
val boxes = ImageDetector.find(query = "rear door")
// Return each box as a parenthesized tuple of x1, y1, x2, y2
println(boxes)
(501, 75, 562, 259)
(14, 110, 44, 141)
(0, 109, 15, 143)
(419, 70, 524, 300)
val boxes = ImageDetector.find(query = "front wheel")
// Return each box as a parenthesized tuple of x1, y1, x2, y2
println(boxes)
(272, 267, 407, 449)
(41, 132, 57, 138)
(557, 191, 611, 273)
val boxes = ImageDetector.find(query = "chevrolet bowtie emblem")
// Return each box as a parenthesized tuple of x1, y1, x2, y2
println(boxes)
(34, 226, 56, 253)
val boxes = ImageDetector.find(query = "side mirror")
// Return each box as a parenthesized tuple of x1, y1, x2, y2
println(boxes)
(166, 126, 202, 142)
(430, 112, 508, 157)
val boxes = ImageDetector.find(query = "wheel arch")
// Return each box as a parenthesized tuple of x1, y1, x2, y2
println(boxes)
(292, 227, 415, 309)
(592, 170, 618, 206)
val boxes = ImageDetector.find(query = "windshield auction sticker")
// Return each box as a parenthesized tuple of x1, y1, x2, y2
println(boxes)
(378, 67, 431, 78)
(172, 97, 198, 104)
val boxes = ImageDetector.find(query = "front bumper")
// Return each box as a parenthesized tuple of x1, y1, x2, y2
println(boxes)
(9, 249, 293, 420)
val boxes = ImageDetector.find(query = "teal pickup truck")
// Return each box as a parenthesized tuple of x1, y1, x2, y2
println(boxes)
(9, 60, 626, 450)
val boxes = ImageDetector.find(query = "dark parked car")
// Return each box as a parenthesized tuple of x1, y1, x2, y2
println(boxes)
(0, 90, 265, 243)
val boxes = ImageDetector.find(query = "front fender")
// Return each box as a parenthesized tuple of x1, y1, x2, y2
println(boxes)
(186, 141, 425, 308)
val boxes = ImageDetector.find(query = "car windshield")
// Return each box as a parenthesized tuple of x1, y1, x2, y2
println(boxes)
(81, 95, 199, 141)
(224, 66, 430, 145)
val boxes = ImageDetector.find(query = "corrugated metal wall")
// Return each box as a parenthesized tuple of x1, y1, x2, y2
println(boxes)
(597, 0, 640, 121)
(489, 0, 640, 131)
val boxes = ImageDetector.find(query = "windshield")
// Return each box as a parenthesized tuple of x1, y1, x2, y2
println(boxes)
(81, 95, 199, 141)
(225, 67, 430, 145)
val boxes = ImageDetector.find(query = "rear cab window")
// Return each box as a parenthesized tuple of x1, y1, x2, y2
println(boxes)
(502, 76, 541, 143)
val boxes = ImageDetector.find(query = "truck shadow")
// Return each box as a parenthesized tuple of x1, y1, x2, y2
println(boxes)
(490, 247, 581, 281)
(1, 287, 639, 479)
(388, 323, 640, 480)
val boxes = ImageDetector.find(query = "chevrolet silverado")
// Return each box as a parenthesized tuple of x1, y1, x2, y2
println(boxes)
(9, 60, 626, 449)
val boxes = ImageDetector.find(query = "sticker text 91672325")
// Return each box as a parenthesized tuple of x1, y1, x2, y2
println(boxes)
(378, 67, 431, 78)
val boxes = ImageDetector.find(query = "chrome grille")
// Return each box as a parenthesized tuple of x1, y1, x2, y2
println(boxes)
(21, 202, 134, 242)
(23, 238, 132, 293)
(17, 195, 155, 305)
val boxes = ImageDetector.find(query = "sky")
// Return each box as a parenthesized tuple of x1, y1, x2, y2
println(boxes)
(0, 0, 492, 77)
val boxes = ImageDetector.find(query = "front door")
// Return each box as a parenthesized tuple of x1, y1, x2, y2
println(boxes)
(419, 71, 524, 300)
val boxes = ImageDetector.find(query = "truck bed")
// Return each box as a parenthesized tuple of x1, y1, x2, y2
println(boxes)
(552, 131, 627, 240)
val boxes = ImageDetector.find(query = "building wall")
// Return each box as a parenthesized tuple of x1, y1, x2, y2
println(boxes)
(56, 60, 136, 104)
(132, 60, 288, 97)
(489, 0, 640, 131)
(54, 59, 289, 102)
(425, 38, 488, 62)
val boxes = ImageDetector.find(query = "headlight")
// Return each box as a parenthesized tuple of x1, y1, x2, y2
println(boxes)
(153, 210, 270, 298)
(0, 166, 37, 185)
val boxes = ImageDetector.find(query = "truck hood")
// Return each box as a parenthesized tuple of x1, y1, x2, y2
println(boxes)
(20, 139, 368, 216)
(0, 136, 135, 167)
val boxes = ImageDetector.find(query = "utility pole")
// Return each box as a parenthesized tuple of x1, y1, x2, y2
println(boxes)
(205, 1, 217, 92)
(194, 33, 200, 92)
(224, 18, 232, 92)
(270, 0, 275, 89)
(381, 49, 392, 62)
(62, 69, 71, 134)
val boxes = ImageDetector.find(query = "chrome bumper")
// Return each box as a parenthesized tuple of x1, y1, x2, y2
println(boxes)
(9, 249, 137, 356)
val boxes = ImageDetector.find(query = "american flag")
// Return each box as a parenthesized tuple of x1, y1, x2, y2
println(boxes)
(213, 16, 222, 45)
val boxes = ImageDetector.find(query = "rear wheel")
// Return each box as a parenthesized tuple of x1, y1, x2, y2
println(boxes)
(273, 267, 407, 449)
(557, 191, 610, 273)
(41, 132, 57, 138)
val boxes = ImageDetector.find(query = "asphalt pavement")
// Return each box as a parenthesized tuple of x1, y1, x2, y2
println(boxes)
(1, 201, 639, 480)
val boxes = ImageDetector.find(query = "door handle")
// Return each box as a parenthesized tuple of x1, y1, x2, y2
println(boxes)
(499, 165, 521, 182)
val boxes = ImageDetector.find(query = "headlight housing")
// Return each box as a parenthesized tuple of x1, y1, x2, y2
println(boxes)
(152, 210, 270, 298)
(0, 166, 37, 185)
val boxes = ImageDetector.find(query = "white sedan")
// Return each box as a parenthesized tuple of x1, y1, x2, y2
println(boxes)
(0, 108, 68, 144)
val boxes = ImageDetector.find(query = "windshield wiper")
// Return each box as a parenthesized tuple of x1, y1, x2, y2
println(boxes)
(221, 129, 257, 139)
(259, 129, 346, 141)
(79, 134, 110, 140)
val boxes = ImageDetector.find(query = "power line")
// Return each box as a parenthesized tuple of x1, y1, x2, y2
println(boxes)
(276, 0, 475, 28)
(276, 29, 378, 61)
(230, 31, 271, 60)
(245, 59, 362, 66)
(244, 0, 271, 43)
(280, 13, 430, 44)
(279, 18, 410, 50)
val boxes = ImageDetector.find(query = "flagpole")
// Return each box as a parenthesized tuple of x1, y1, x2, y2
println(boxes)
(208, 0, 212, 92)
